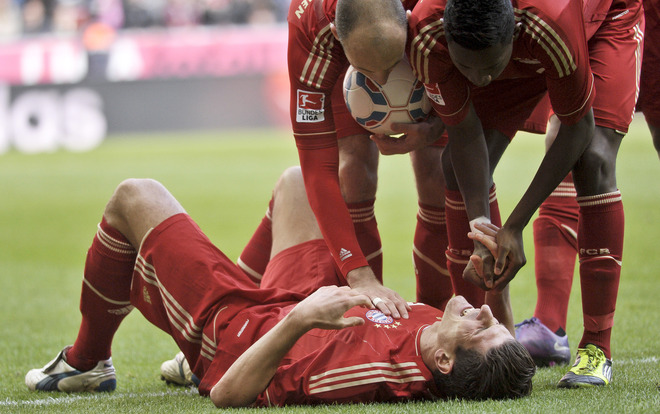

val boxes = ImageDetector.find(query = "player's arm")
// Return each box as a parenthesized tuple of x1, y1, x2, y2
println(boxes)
(297, 145, 410, 318)
(210, 286, 371, 408)
(491, 110, 594, 288)
(370, 114, 446, 155)
(465, 223, 514, 334)
(445, 103, 497, 282)
(445, 104, 491, 222)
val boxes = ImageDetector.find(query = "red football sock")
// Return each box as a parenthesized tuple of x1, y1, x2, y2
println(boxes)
(533, 176, 578, 334)
(576, 191, 624, 359)
(413, 202, 452, 309)
(66, 217, 137, 371)
(347, 199, 382, 283)
(237, 197, 274, 285)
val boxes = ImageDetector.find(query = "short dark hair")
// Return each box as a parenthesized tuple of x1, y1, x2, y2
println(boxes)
(433, 340, 536, 400)
(335, 0, 406, 42)
(444, 0, 515, 50)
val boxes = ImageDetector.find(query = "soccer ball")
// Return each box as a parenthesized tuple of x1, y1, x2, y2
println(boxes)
(343, 59, 431, 135)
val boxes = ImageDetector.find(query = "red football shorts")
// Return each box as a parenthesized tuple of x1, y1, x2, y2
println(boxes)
(260, 239, 342, 295)
(637, 3, 660, 126)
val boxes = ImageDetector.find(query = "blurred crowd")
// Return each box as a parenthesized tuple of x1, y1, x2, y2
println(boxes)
(0, 0, 290, 40)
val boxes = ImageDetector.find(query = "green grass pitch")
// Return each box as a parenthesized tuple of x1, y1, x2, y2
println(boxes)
(1, 119, 659, 412)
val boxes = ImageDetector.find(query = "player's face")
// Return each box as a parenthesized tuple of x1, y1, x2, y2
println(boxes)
(447, 41, 512, 87)
(436, 295, 512, 354)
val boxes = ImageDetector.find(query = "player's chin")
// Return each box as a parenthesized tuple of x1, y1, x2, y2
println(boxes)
(444, 295, 471, 313)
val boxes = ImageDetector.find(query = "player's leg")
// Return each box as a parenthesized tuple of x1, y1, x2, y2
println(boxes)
(260, 166, 344, 293)
(332, 76, 383, 282)
(270, 166, 324, 257)
(650, 123, 660, 159)
(558, 4, 642, 387)
(558, 125, 624, 388)
(338, 133, 382, 281)
(517, 116, 575, 367)
(637, 0, 660, 159)
(410, 143, 453, 309)
(442, 129, 507, 308)
(26, 179, 184, 392)
(237, 197, 274, 286)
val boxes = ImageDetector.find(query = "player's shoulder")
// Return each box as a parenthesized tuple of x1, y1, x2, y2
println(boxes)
(513, 0, 585, 57)
(409, 0, 446, 27)
(513, 0, 581, 27)
(288, 0, 335, 28)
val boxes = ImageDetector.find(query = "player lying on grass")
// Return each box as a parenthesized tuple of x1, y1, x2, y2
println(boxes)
(25, 166, 535, 406)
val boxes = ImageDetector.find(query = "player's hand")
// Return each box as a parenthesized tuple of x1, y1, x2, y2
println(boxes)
(490, 223, 526, 290)
(370, 116, 445, 155)
(467, 222, 526, 290)
(464, 221, 501, 289)
(292, 286, 372, 331)
(347, 267, 410, 319)
(463, 240, 497, 290)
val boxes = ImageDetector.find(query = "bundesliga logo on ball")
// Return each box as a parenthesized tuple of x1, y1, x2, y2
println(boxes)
(343, 59, 431, 136)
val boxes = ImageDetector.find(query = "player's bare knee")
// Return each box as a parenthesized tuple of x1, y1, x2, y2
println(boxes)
(103, 179, 145, 235)
(274, 166, 306, 203)
(106, 179, 160, 219)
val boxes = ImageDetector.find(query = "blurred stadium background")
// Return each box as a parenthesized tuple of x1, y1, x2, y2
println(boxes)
(0, 0, 291, 154)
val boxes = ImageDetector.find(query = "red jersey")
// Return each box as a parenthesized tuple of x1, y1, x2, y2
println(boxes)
(408, 0, 595, 127)
(205, 303, 443, 406)
(286, 0, 417, 278)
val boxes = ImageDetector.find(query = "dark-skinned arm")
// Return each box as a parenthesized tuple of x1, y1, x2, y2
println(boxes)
(492, 110, 595, 288)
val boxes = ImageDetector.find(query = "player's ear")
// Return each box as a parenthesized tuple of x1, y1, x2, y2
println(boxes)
(434, 348, 454, 375)
(330, 23, 339, 40)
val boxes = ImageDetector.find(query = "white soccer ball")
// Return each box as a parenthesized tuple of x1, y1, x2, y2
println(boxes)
(343, 59, 431, 135)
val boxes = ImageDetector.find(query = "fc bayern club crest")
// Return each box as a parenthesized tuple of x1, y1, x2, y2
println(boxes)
(365, 309, 394, 324)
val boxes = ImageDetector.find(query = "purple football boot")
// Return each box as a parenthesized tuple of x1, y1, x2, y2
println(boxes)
(515, 317, 571, 367)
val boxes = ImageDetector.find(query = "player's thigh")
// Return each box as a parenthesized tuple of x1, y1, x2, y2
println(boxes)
(637, 7, 660, 127)
(332, 79, 380, 201)
(261, 240, 341, 294)
(337, 134, 379, 203)
(270, 167, 323, 257)
(410, 144, 446, 205)
(588, 8, 644, 133)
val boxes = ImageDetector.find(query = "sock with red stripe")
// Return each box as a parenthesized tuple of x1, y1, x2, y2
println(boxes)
(577, 191, 624, 359)
(66, 217, 136, 371)
(347, 199, 382, 283)
(237, 197, 274, 285)
(533, 175, 578, 334)
(413, 202, 453, 309)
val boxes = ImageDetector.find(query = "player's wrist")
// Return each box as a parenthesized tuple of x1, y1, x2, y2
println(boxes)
(346, 266, 378, 288)
(285, 305, 316, 334)
(469, 216, 491, 234)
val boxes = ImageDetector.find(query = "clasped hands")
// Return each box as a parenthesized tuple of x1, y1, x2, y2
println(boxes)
(464, 222, 526, 292)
